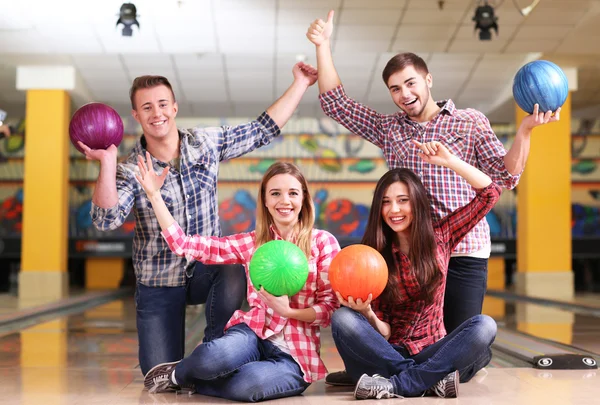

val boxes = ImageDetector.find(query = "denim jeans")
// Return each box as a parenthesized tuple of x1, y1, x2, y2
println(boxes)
(331, 307, 496, 397)
(135, 262, 246, 375)
(174, 323, 310, 402)
(444, 256, 489, 333)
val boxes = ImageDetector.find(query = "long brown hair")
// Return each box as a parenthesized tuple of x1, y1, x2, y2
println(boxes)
(255, 162, 315, 258)
(361, 168, 442, 303)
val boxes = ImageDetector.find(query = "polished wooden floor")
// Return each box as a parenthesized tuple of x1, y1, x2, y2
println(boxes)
(0, 295, 598, 404)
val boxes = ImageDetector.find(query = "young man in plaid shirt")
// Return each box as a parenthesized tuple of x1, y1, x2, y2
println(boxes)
(79, 62, 318, 377)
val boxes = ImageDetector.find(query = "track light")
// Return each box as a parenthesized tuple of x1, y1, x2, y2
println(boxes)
(473, 1, 498, 41)
(116, 3, 140, 37)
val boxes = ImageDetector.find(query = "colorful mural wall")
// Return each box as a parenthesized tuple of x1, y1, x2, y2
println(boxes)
(0, 117, 599, 257)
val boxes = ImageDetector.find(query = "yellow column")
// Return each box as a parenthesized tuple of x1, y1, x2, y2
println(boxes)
(515, 67, 576, 342)
(19, 90, 70, 301)
(86, 258, 124, 289)
(482, 257, 505, 317)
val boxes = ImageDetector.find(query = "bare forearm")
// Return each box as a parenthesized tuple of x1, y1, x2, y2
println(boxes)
(316, 41, 341, 94)
(446, 156, 492, 189)
(92, 159, 119, 208)
(286, 307, 317, 323)
(266, 81, 310, 128)
(363, 309, 391, 340)
(148, 193, 177, 232)
(503, 129, 532, 175)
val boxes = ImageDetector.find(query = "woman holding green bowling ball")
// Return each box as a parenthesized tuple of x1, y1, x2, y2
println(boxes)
(136, 156, 340, 402)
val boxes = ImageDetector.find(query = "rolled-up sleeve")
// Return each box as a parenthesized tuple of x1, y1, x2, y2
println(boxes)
(474, 114, 521, 190)
(91, 164, 135, 231)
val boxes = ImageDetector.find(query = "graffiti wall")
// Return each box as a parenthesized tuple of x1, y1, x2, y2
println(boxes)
(0, 117, 599, 258)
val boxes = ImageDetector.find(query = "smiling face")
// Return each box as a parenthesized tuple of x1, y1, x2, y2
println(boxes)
(386, 65, 434, 122)
(381, 181, 413, 237)
(264, 173, 304, 230)
(131, 85, 178, 142)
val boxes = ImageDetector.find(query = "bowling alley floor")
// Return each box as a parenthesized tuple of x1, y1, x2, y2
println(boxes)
(1, 294, 599, 404)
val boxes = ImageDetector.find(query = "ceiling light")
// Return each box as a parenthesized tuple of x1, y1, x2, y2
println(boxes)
(116, 3, 140, 37)
(473, 1, 498, 41)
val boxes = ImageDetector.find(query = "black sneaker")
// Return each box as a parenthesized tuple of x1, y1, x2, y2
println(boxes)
(424, 370, 459, 398)
(144, 361, 181, 393)
(354, 374, 403, 400)
(325, 370, 355, 386)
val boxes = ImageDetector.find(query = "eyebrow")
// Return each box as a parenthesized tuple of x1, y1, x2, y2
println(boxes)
(389, 77, 417, 89)
(384, 194, 409, 198)
(140, 99, 169, 107)
(269, 188, 300, 192)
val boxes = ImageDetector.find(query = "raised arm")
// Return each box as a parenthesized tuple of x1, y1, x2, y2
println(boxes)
(503, 103, 561, 175)
(413, 140, 492, 189)
(306, 10, 341, 94)
(265, 62, 317, 129)
(79, 142, 120, 208)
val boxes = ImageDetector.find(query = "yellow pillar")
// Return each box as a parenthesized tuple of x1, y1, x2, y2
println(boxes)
(19, 89, 70, 301)
(86, 258, 124, 289)
(515, 67, 576, 342)
(515, 92, 573, 298)
(482, 257, 505, 317)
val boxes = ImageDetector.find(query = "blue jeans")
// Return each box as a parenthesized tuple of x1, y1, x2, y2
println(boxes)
(135, 262, 246, 375)
(444, 256, 489, 333)
(174, 323, 310, 402)
(331, 307, 496, 397)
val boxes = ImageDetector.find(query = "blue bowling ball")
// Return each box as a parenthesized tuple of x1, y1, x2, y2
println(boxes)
(512, 60, 569, 114)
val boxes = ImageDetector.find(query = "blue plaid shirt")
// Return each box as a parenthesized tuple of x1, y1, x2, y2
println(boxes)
(91, 112, 280, 287)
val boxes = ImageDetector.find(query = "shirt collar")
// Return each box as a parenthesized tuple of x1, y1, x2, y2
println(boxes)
(396, 99, 456, 124)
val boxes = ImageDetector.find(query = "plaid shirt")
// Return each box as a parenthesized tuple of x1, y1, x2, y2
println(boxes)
(162, 224, 341, 383)
(372, 183, 501, 355)
(91, 113, 280, 287)
(320, 85, 519, 255)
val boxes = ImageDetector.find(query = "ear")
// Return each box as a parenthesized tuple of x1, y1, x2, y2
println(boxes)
(426, 73, 433, 89)
(131, 109, 140, 124)
(172, 101, 178, 116)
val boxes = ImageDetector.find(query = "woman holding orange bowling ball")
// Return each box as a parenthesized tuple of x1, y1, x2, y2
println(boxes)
(331, 140, 501, 400)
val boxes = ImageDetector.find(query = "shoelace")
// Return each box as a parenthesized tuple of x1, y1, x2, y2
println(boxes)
(362, 376, 403, 399)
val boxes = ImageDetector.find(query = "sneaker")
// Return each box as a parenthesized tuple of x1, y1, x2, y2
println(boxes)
(325, 370, 355, 386)
(144, 361, 181, 393)
(354, 374, 403, 400)
(424, 370, 459, 398)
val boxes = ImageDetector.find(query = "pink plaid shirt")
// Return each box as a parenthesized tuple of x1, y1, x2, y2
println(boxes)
(320, 85, 520, 255)
(162, 224, 341, 383)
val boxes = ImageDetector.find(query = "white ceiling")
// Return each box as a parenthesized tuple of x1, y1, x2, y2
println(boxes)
(1, 0, 600, 123)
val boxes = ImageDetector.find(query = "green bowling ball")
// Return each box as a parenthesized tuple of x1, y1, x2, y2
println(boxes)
(249, 240, 309, 297)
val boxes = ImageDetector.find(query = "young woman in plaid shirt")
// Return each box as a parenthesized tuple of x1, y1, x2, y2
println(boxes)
(332, 140, 501, 400)
(135, 160, 340, 402)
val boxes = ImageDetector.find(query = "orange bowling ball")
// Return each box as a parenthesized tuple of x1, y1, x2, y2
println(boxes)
(329, 244, 388, 301)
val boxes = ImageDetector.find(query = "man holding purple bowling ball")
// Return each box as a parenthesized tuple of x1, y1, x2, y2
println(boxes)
(78, 63, 318, 377)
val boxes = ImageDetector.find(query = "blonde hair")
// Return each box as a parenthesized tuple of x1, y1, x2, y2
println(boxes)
(255, 162, 315, 258)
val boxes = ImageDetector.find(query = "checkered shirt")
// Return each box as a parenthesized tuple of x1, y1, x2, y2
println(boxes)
(320, 85, 519, 255)
(91, 113, 280, 286)
(371, 183, 501, 355)
(162, 223, 341, 383)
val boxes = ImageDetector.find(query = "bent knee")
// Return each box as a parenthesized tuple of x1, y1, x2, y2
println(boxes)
(473, 314, 497, 346)
(332, 307, 364, 338)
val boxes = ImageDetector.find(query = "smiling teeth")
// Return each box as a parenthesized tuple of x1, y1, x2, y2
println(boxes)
(152, 121, 165, 126)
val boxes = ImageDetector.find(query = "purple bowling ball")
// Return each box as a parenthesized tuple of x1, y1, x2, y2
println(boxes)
(69, 102, 124, 154)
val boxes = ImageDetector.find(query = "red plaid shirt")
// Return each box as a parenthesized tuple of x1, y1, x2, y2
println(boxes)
(371, 183, 501, 355)
(162, 224, 341, 383)
(320, 86, 519, 255)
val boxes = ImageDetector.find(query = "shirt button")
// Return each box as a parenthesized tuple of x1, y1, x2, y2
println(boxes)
(188, 215, 192, 219)
(186, 194, 190, 198)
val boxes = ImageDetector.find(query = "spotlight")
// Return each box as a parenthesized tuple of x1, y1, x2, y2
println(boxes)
(473, 1, 498, 41)
(116, 3, 140, 37)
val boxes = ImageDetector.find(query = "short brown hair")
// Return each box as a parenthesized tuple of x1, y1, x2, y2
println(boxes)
(129, 75, 176, 109)
(382, 53, 429, 87)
